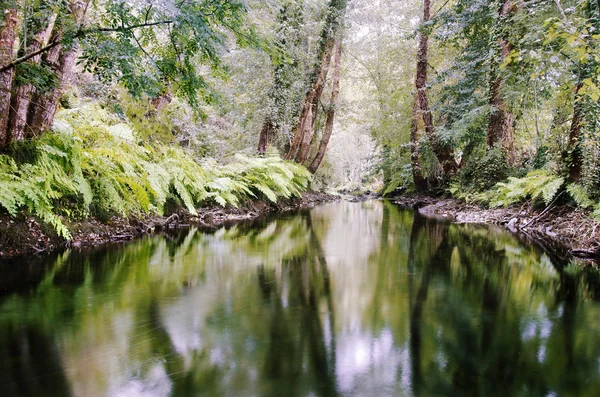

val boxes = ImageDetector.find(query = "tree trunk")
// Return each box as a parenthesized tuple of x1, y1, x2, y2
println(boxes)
(286, 0, 346, 163)
(287, 40, 334, 161)
(308, 40, 342, 173)
(7, 14, 56, 142)
(258, 118, 275, 154)
(295, 104, 315, 163)
(410, 96, 428, 191)
(487, 0, 516, 163)
(416, 0, 457, 176)
(28, 41, 76, 137)
(28, 0, 87, 137)
(565, 0, 600, 183)
(0, 8, 19, 147)
(567, 81, 584, 182)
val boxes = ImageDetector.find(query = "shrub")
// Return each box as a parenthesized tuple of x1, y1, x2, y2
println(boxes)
(0, 107, 312, 239)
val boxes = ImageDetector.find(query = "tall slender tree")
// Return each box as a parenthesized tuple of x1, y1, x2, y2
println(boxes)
(487, 0, 517, 163)
(258, 0, 305, 155)
(564, 1, 600, 183)
(0, 6, 19, 146)
(410, 97, 428, 191)
(286, 0, 347, 163)
(414, 0, 457, 177)
(307, 38, 342, 173)
(7, 8, 57, 142)
(28, 0, 87, 138)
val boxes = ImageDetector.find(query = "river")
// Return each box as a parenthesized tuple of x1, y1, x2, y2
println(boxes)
(0, 200, 599, 396)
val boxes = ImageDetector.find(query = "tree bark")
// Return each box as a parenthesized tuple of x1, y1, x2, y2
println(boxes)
(0, 8, 19, 147)
(410, 96, 428, 191)
(285, 0, 346, 163)
(487, 0, 516, 163)
(416, 0, 457, 176)
(565, 0, 600, 183)
(308, 40, 342, 173)
(28, 41, 75, 137)
(287, 40, 334, 162)
(567, 81, 584, 182)
(258, 117, 275, 154)
(7, 14, 56, 142)
(28, 0, 87, 137)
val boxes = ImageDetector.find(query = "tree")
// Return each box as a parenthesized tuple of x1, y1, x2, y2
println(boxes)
(564, 0, 600, 183)
(0, 0, 256, 147)
(286, 0, 347, 163)
(258, 0, 306, 155)
(8, 2, 58, 141)
(410, 98, 428, 191)
(487, 0, 517, 163)
(418, 0, 458, 176)
(307, 38, 342, 173)
(0, 6, 19, 144)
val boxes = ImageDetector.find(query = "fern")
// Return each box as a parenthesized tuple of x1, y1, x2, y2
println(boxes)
(567, 183, 594, 209)
(490, 170, 565, 207)
(0, 105, 312, 239)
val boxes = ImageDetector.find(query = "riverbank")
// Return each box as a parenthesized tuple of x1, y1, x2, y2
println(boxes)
(392, 194, 600, 261)
(0, 192, 340, 259)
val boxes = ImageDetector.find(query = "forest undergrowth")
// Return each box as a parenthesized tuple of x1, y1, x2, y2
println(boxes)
(0, 106, 312, 241)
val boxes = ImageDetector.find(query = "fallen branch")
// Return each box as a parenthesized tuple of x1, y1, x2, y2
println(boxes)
(571, 248, 600, 258)
(522, 192, 564, 229)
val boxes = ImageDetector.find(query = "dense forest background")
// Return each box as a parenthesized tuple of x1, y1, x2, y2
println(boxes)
(2, 0, 600, 237)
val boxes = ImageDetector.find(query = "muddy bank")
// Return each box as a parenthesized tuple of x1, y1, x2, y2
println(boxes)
(0, 192, 340, 260)
(392, 194, 600, 261)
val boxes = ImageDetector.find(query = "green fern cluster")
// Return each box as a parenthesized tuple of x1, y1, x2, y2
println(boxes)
(490, 170, 565, 207)
(451, 168, 600, 219)
(209, 154, 312, 205)
(0, 107, 312, 239)
(484, 170, 600, 217)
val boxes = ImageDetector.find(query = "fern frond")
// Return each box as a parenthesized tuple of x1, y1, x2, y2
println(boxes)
(567, 184, 594, 209)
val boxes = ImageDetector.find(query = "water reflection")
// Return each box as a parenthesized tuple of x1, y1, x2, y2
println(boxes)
(1, 201, 600, 396)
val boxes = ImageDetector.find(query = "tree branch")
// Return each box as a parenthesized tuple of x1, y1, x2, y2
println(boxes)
(0, 37, 62, 73)
(0, 20, 174, 73)
(554, 0, 568, 21)
(92, 20, 174, 33)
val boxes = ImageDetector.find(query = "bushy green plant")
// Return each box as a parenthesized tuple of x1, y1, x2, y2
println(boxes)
(490, 170, 565, 207)
(0, 107, 312, 239)
(456, 147, 516, 193)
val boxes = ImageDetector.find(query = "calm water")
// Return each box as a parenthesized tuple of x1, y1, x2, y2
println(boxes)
(1, 201, 600, 397)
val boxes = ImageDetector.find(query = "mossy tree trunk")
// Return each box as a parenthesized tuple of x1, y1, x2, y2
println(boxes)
(487, 0, 516, 164)
(286, 0, 347, 163)
(410, 97, 427, 191)
(7, 13, 56, 142)
(287, 40, 334, 162)
(0, 1, 87, 145)
(28, 0, 87, 138)
(307, 39, 342, 173)
(0, 8, 19, 147)
(565, 1, 600, 183)
(415, 0, 457, 176)
(567, 80, 584, 183)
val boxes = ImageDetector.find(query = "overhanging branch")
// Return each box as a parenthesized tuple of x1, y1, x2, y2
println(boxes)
(0, 20, 174, 73)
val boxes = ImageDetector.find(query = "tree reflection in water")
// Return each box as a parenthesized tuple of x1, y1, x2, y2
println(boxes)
(1, 201, 600, 396)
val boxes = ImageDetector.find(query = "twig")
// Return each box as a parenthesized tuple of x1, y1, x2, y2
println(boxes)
(522, 191, 564, 228)
(554, 0, 568, 21)
(29, 244, 45, 253)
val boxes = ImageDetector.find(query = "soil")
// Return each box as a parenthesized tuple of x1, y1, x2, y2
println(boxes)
(0, 192, 340, 260)
(392, 194, 600, 262)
